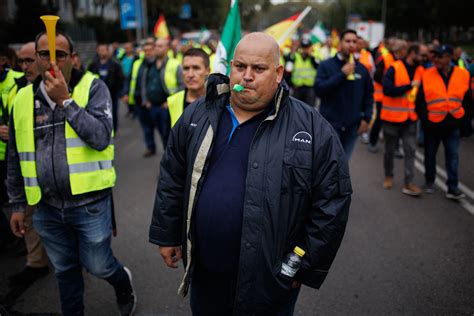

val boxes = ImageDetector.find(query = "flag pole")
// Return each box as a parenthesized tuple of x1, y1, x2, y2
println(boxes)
(277, 6, 312, 46)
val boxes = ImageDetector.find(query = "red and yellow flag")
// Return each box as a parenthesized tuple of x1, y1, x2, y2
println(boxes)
(153, 14, 170, 39)
(264, 13, 300, 46)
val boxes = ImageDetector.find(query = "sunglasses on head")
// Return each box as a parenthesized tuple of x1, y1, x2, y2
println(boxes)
(36, 50, 70, 61)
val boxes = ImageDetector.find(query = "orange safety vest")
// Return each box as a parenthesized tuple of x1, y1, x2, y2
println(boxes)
(359, 49, 373, 74)
(373, 52, 395, 102)
(381, 60, 424, 123)
(422, 66, 469, 123)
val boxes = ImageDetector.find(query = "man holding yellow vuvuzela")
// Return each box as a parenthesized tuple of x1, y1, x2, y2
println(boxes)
(7, 18, 136, 316)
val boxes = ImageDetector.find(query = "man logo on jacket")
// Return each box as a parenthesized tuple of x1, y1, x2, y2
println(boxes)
(149, 32, 352, 315)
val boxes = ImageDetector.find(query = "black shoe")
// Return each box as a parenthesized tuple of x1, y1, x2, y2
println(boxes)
(424, 183, 435, 194)
(117, 267, 137, 316)
(8, 266, 49, 286)
(446, 188, 465, 200)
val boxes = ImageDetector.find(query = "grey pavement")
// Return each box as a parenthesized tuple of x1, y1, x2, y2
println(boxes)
(1, 111, 473, 315)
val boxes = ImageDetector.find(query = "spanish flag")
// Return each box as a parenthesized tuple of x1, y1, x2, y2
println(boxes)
(153, 14, 170, 39)
(264, 13, 300, 46)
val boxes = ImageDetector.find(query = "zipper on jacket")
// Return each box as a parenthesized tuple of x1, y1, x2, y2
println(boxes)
(51, 107, 65, 209)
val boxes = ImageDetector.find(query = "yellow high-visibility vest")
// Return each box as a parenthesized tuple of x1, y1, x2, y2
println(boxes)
(291, 53, 317, 87)
(0, 69, 24, 161)
(128, 58, 144, 105)
(13, 72, 116, 205)
(167, 90, 186, 127)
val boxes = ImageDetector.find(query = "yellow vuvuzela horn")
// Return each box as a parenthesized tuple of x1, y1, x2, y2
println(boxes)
(347, 53, 355, 80)
(40, 15, 60, 62)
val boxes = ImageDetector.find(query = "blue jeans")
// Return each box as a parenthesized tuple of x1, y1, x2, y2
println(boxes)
(150, 105, 171, 148)
(33, 196, 129, 315)
(424, 127, 460, 191)
(335, 124, 359, 160)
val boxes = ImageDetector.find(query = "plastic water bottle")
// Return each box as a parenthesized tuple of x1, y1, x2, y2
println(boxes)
(280, 246, 305, 278)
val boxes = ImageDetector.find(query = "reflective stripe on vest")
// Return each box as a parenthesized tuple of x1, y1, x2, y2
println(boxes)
(168, 90, 185, 127)
(422, 66, 469, 123)
(381, 61, 422, 123)
(128, 58, 144, 105)
(291, 53, 317, 87)
(13, 72, 116, 205)
(373, 53, 394, 102)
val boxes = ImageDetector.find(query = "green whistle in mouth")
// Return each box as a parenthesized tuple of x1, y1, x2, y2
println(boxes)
(233, 84, 245, 92)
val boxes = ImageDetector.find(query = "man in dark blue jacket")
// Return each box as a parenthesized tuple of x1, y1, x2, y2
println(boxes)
(149, 33, 351, 315)
(315, 29, 374, 159)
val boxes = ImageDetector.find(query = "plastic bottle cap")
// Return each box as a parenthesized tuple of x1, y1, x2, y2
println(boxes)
(294, 246, 305, 257)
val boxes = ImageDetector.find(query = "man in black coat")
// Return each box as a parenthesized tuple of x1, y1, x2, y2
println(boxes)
(149, 33, 351, 315)
(88, 43, 124, 131)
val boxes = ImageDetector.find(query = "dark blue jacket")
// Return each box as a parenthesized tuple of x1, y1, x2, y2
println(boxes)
(315, 55, 374, 131)
(149, 74, 352, 314)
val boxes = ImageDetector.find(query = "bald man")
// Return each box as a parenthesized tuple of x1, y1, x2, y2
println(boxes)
(149, 32, 351, 315)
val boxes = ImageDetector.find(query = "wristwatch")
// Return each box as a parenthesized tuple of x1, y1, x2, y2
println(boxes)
(62, 98, 74, 108)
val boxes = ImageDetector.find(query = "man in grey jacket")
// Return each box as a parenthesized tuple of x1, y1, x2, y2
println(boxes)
(8, 31, 136, 316)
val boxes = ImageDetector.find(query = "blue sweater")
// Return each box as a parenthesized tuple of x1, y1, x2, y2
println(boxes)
(315, 55, 374, 130)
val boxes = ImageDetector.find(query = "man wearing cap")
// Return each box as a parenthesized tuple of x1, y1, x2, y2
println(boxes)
(289, 38, 318, 106)
(416, 44, 472, 199)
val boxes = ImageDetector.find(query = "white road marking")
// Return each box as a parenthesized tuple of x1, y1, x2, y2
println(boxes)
(415, 151, 474, 200)
(414, 157, 474, 215)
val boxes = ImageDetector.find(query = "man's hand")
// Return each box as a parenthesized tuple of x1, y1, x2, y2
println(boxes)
(358, 120, 369, 134)
(159, 246, 182, 268)
(145, 101, 152, 109)
(341, 62, 356, 76)
(44, 62, 70, 106)
(122, 95, 129, 104)
(161, 102, 168, 109)
(10, 212, 25, 237)
(0, 125, 9, 141)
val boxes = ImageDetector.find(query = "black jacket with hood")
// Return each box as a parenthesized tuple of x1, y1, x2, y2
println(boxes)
(149, 74, 352, 315)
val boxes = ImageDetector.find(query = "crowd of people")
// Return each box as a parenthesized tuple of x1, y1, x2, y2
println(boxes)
(0, 25, 472, 315)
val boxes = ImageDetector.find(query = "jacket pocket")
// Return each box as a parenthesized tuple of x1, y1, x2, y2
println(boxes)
(281, 148, 312, 194)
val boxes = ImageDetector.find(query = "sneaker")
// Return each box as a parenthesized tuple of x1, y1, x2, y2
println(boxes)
(143, 149, 156, 158)
(367, 144, 378, 153)
(395, 148, 404, 159)
(424, 183, 435, 194)
(446, 188, 465, 200)
(361, 133, 369, 144)
(402, 183, 422, 197)
(8, 266, 49, 287)
(117, 267, 137, 316)
(383, 176, 393, 189)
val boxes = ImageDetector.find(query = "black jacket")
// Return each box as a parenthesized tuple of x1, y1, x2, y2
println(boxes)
(88, 59, 124, 97)
(149, 74, 352, 314)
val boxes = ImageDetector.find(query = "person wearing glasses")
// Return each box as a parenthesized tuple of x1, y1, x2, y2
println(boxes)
(6, 42, 51, 288)
(7, 32, 136, 315)
(416, 44, 472, 200)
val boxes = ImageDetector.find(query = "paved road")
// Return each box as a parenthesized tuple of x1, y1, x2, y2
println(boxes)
(1, 111, 473, 315)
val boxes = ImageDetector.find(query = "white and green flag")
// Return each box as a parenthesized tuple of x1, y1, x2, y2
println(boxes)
(214, 0, 241, 75)
(311, 22, 327, 44)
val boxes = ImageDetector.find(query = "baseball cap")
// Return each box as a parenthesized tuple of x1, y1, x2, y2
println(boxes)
(432, 44, 453, 56)
(301, 38, 311, 48)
